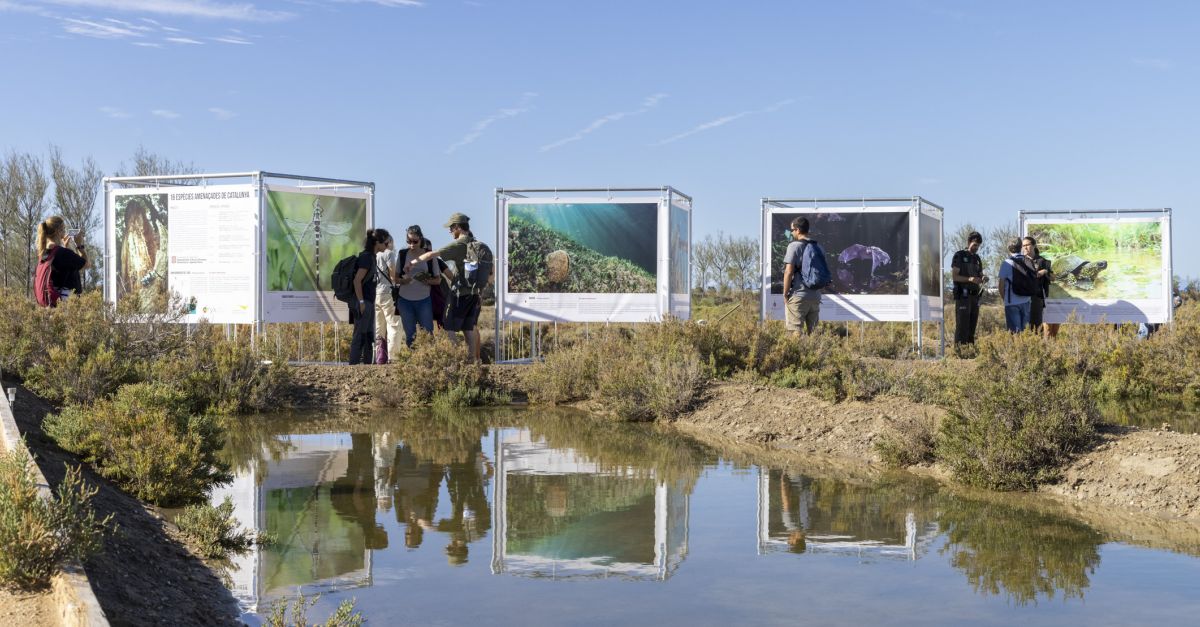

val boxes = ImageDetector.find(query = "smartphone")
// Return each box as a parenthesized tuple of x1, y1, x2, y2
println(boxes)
(67, 228, 80, 238)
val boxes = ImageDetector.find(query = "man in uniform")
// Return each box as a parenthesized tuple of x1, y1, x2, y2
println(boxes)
(950, 231, 986, 345)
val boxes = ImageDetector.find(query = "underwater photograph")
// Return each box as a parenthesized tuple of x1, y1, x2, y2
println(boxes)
(507, 202, 658, 294)
(919, 212, 942, 297)
(265, 190, 368, 292)
(770, 211, 910, 295)
(1025, 221, 1163, 300)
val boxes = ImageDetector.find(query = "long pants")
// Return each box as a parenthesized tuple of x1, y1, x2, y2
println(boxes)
(396, 295, 434, 347)
(785, 293, 820, 334)
(349, 302, 376, 365)
(375, 289, 401, 359)
(954, 294, 981, 344)
(1029, 296, 1045, 328)
(1004, 301, 1031, 333)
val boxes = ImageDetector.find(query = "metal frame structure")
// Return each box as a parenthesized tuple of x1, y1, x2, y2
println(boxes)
(1018, 208, 1173, 325)
(103, 171, 374, 361)
(760, 197, 945, 358)
(493, 186, 692, 363)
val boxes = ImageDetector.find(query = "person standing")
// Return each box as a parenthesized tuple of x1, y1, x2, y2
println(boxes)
(349, 228, 390, 365)
(950, 231, 986, 345)
(780, 217, 824, 334)
(34, 217, 90, 307)
(375, 233, 401, 361)
(410, 213, 484, 362)
(395, 226, 441, 347)
(1025, 237, 1056, 338)
(999, 238, 1033, 333)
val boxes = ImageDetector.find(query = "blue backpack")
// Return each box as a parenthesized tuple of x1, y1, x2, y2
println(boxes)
(798, 240, 832, 291)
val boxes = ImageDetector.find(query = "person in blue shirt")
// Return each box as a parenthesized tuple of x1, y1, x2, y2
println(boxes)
(998, 238, 1032, 333)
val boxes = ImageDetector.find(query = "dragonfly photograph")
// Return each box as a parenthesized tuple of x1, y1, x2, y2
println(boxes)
(265, 189, 368, 292)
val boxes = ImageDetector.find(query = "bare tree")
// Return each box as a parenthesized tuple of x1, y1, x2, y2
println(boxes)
(691, 233, 717, 292)
(50, 145, 104, 289)
(13, 153, 48, 295)
(986, 220, 1019, 279)
(115, 145, 197, 182)
(0, 153, 19, 289)
(719, 233, 759, 292)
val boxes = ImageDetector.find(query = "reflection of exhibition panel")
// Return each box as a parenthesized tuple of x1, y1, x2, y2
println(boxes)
(497, 190, 691, 322)
(105, 173, 373, 324)
(262, 185, 372, 323)
(490, 430, 689, 580)
(760, 198, 943, 323)
(107, 185, 259, 324)
(1021, 210, 1173, 324)
(755, 468, 938, 559)
(209, 433, 377, 613)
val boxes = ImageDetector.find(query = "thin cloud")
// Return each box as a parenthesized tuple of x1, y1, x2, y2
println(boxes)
(37, 0, 292, 21)
(333, 0, 424, 7)
(651, 99, 796, 146)
(131, 41, 161, 47)
(445, 92, 537, 154)
(208, 107, 236, 120)
(99, 106, 131, 118)
(61, 17, 143, 38)
(1132, 57, 1172, 71)
(166, 36, 203, 44)
(540, 93, 668, 152)
(151, 109, 180, 118)
(213, 35, 251, 44)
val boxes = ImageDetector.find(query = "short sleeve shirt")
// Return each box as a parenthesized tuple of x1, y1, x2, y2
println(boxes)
(782, 239, 820, 298)
(355, 250, 377, 301)
(951, 250, 983, 295)
(436, 234, 473, 292)
(396, 247, 442, 302)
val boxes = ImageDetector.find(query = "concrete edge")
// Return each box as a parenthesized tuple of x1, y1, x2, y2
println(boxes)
(0, 388, 110, 627)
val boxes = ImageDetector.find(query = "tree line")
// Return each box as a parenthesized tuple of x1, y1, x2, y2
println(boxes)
(0, 146, 195, 294)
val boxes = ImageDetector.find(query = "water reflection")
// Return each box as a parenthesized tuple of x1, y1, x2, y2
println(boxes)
(209, 410, 1200, 623)
(491, 429, 689, 580)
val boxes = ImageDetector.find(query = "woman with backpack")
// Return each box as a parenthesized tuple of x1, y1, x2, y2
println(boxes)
(349, 228, 391, 365)
(374, 233, 401, 363)
(423, 237, 452, 329)
(34, 216, 90, 307)
(394, 225, 441, 347)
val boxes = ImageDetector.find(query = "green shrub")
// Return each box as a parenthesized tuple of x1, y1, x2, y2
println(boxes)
(148, 325, 290, 415)
(431, 383, 511, 409)
(875, 412, 938, 467)
(266, 594, 364, 627)
(0, 447, 111, 590)
(23, 293, 138, 405)
(936, 333, 1099, 490)
(523, 340, 602, 404)
(376, 332, 495, 406)
(45, 383, 230, 506)
(175, 496, 254, 559)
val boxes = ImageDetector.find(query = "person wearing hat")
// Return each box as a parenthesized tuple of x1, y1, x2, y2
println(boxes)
(409, 212, 482, 362)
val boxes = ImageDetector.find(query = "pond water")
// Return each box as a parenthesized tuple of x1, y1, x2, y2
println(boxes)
(214, 409, 1200, 626)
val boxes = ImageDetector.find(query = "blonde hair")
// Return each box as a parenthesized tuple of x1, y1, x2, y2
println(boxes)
(37, 216, 66, 255)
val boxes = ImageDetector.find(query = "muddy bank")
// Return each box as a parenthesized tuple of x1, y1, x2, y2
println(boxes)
(673, 382, 1200, 523)
(8, 384, 241, 627)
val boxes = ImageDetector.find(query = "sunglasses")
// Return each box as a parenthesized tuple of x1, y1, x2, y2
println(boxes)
(406, 239, 421, 245)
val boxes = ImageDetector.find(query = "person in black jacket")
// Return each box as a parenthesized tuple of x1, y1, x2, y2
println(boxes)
(35, 216, 90, 306)
(1025, 237, 1057, 338)
(950, 231, 986, 345)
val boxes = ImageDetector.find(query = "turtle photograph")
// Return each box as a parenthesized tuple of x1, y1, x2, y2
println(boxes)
(507, 202, 658, 294)
(770, 211, 909, 295)
(1025, 221, 1163, 300)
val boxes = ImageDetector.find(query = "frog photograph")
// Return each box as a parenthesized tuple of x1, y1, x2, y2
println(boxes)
(1024, 220, 1163, 300)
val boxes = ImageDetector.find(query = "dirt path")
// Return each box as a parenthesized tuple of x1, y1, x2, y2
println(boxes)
(9, 385, 241, 627)
(673, 382, 1200, 522)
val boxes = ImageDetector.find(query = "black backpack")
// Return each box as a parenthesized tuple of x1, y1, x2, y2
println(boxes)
(1008, 257, 1039, 298)
(458, 239, 494, 295)
(331, 254, 359, 302)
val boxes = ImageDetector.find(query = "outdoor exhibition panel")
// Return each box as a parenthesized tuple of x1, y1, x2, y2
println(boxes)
(496, 187, 692, 323)
(760, 198, 943, 323)
(1021, 209, 1173, 324)
(262, 184, 372, 323)
(104, 172, 374, 325)
(106, 183, 258, 324)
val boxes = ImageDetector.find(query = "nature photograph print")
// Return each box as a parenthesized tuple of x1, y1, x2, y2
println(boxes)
(507, 202, 658, 294)
(1026, 220, 1163, 300)
(670, 204, 690, 296)
(920, 212, 942, 298)
(770, 211, 910, 295)
(265, 190, 368, 292)
(114, 192, 169, 312)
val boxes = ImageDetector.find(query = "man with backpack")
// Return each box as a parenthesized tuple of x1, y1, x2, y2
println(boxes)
(409, 212, 493, 363)
(780, 216, 830, 334)
(999, 237, 1037, 333)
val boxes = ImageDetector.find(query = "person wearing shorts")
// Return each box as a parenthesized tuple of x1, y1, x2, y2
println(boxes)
(409, 212, 482, 362)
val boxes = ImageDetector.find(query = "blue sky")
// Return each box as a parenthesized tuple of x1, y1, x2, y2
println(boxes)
(2, 0, 1197, 277)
